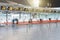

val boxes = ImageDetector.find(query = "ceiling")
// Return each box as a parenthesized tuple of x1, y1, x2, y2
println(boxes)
(0, 0, 60, 7)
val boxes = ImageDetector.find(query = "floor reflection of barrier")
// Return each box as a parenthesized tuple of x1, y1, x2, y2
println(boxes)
(12, 19, 18, 30)
(27, 19, 32, 32)
(0, 23, 7, 27)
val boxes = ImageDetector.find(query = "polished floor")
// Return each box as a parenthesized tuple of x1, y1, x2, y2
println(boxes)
(0, 22, 60, 40)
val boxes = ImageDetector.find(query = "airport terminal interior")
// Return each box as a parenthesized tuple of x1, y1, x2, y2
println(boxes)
(0, 0, 60, 40)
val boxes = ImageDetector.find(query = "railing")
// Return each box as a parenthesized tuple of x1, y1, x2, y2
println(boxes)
(0, 10, 60, 25)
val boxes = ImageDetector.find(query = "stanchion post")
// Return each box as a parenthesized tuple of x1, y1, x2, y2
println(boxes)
(40, 19, 43, 23)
